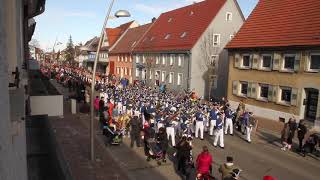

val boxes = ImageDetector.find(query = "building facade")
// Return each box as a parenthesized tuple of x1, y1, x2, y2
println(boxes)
(133, 0, 244, 98)
(226, 0, 320, 128)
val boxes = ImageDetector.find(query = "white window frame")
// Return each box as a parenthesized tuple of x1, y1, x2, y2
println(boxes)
(125, 56, 128, 62)
(156, 56, 160, 64)
(258, 84, 269, 101)
(161, 71, 166, 82)
(164, 34, 171, 40)
(170, 55, 174, 66)
(261, 54, 273, 70)
(129, 68, 132, 76)
(155, 70, 161, 80)
(121, 56, 124, 62)
(213, 34, 220, 46)
(178, 55, 183, 67)
(280, 86, 292, 105)
(135, 55, 140, 63)
(162, 55, 166, 65)
(180, 32, 187, 38)
(308, 53, 320, 72)
(241, 54, 251, 69)
(169, 72, 174, 84)
(226, 12, 232, 21)
(177, 73, 183, 86)
(129, 56, 132, 63)
(282, 54, 295, 71)
(149, 70, 153, 80)
(117, 56, 120, 62)
(240, 81, 248, 97)
(135, 68, 140, 77)
(116, 67, 120, 74)
(142, 55, 146, 64)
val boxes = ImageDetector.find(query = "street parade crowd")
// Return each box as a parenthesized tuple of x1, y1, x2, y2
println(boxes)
(40, 62, 319, 180)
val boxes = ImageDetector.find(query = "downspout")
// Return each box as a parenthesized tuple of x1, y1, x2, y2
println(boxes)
(187, 51, 192, 91)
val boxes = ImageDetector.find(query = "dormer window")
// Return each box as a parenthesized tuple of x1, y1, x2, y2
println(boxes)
(164, 34, 171, 40)
(150, 37, 155, 41)
(190, 11, 194, 16)
(226, 12, 232, 21)
(180, 32, 187, 38)
(131, 41, 136, 47)
(168, 18, 173, 22)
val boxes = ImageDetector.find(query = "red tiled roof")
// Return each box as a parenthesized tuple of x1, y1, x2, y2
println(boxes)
(106, 28, 123, 47)
(110, 23, 152, 54)
(133, 0, 226, 52)
(226, 0, 320, 49)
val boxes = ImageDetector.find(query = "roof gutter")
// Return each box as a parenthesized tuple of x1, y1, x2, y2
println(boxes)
(26, 0, 46, 19)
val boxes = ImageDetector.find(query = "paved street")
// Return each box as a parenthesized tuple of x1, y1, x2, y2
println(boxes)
(52, 80, 320, 180)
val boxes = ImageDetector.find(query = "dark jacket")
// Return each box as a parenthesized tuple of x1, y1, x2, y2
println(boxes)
(297, 123, 307, 139)
(130, 116, 142, 134)
(176, 140, 192, 159)
(156, 132, 169, 151)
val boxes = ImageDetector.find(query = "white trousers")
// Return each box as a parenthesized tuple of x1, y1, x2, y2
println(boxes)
(166, 127, 175, 146)
(195, 121, 204, 139)
(246, 126, 253, 142)
(213, 128, 224, 147)
(157, 122, 164, 132)
(224, 118, 233, 135)
(209, 120, 216, 136)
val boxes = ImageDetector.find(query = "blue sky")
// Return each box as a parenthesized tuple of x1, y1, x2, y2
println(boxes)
(33, 0, 258, 51)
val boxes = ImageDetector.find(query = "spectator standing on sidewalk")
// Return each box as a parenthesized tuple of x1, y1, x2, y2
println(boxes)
(219, 156, 239, 180)
(196, 146, 213, 178)
(94, 96, 100, 117)
(281, 118, 297, 151)
(297, 120, 307, 152)
(130, 115, 142, 148)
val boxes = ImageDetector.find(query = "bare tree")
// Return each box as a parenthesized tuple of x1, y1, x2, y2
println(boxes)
(199, 31, 220, 99)
(29, 38, 40, 48)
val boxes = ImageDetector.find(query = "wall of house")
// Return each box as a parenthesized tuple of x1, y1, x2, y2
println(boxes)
(191, 0, 244, 98)
(227, 50, 320, 126)
(0, 0, 28, 180)
(112, 53, 134, 83)
(133, 53, 190, 92)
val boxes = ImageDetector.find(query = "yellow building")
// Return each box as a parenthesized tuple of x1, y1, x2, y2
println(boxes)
(225, 0, 320, 128)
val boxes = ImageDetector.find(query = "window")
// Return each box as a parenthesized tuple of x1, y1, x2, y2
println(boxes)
(149, 70, 153, 80)
(168, 18, 172, 22)
(213, 34, 220, 46)
(177, 73, 183, 86)
(259, 84, 269, 99)
(156, 56, 160, 64)
(242, 55, 251, 67)
(124, 68, 127, 75)
(210, 55, 218, 66)
(121, 56, 124, 62)
(226, 12, 232, 21)
(178, 55, 183, 66)
(125, 56, 128, 62)
(135, 68, 139, 77)
(165, 34, 171, 40)
(170, 55, 174, 66)
(240, 81, 248, 96)
(136, 55, 140, 63)
(280, 87, 292, 103)
(150, 37, 155, 41)
(129, 68, 132, 76)
(190, 11, 194, 16)
(116, 67, 120, 74)
(230, 35, 234, 40)
(129, 56, 132, 62)
(131, 41, 136, 47)
(180, 32, 187, 38)
(310, 54, 320, 70)
(162, 55, 166, 65)
(117, 56, 120, 62)
(169, 72, 174, 84)
(262, 54, 272, 69)
(155, 71, 160, 80)
(161, 71, 166, 82)
(142, 55, 146, 64)
(283, 54, 295, 70)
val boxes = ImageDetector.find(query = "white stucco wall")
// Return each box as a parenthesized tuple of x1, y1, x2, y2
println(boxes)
(30, 95, 64, 116)
(190, 0, 244, 98)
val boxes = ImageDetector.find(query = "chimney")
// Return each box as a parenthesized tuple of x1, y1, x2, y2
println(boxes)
(152, 17, 156, 23)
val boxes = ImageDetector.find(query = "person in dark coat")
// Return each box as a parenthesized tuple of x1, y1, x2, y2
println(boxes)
(143, 120, 155, 161)
(297, 120, 307, 152)
(176, 136, 192, 175)
(130, 115, 142, 148)
(156, 127, 169, 162)
(281, 118, 297, 151)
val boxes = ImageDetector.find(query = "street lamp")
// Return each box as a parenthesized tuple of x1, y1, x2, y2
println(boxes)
(90, 0, 130, 161)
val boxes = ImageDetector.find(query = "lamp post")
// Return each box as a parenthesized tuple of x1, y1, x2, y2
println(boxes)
(90, 0, 130, 161)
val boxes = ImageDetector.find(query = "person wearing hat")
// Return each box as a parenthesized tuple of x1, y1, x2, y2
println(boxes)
(194, 107, 205, 140)
(165, 114, 176, 147)
(209, 105, 219, 136)
(224, 104, 234, 136)
(219, 156, 239, 180)
(213, 111, 225, 149)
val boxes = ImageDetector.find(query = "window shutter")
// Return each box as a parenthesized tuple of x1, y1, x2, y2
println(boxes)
(252, 54, 260, 69)
(273, 53, 281, 70)
(268, 85, 273, 101)
(251, 83, 257, 98)
(294, 53, 301, 72)
(291, 88, 299, 106)
(272, 85, 279, 102)
(304, 53, 310, 71)
(232, 81, 239, 95)
(247, 82, 252, 97)
(234, 53, 241, 68)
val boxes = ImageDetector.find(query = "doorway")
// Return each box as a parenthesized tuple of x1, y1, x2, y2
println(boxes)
(305, 88, 319, 121)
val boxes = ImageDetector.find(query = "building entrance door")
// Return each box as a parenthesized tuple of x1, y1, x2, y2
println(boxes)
(305, 88, 319, 121)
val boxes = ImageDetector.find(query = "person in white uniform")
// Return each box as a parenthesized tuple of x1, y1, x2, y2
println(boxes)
(194, 108, 205, 140)
(224, 104, 234, 135)
(213, 112, 225, 149)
